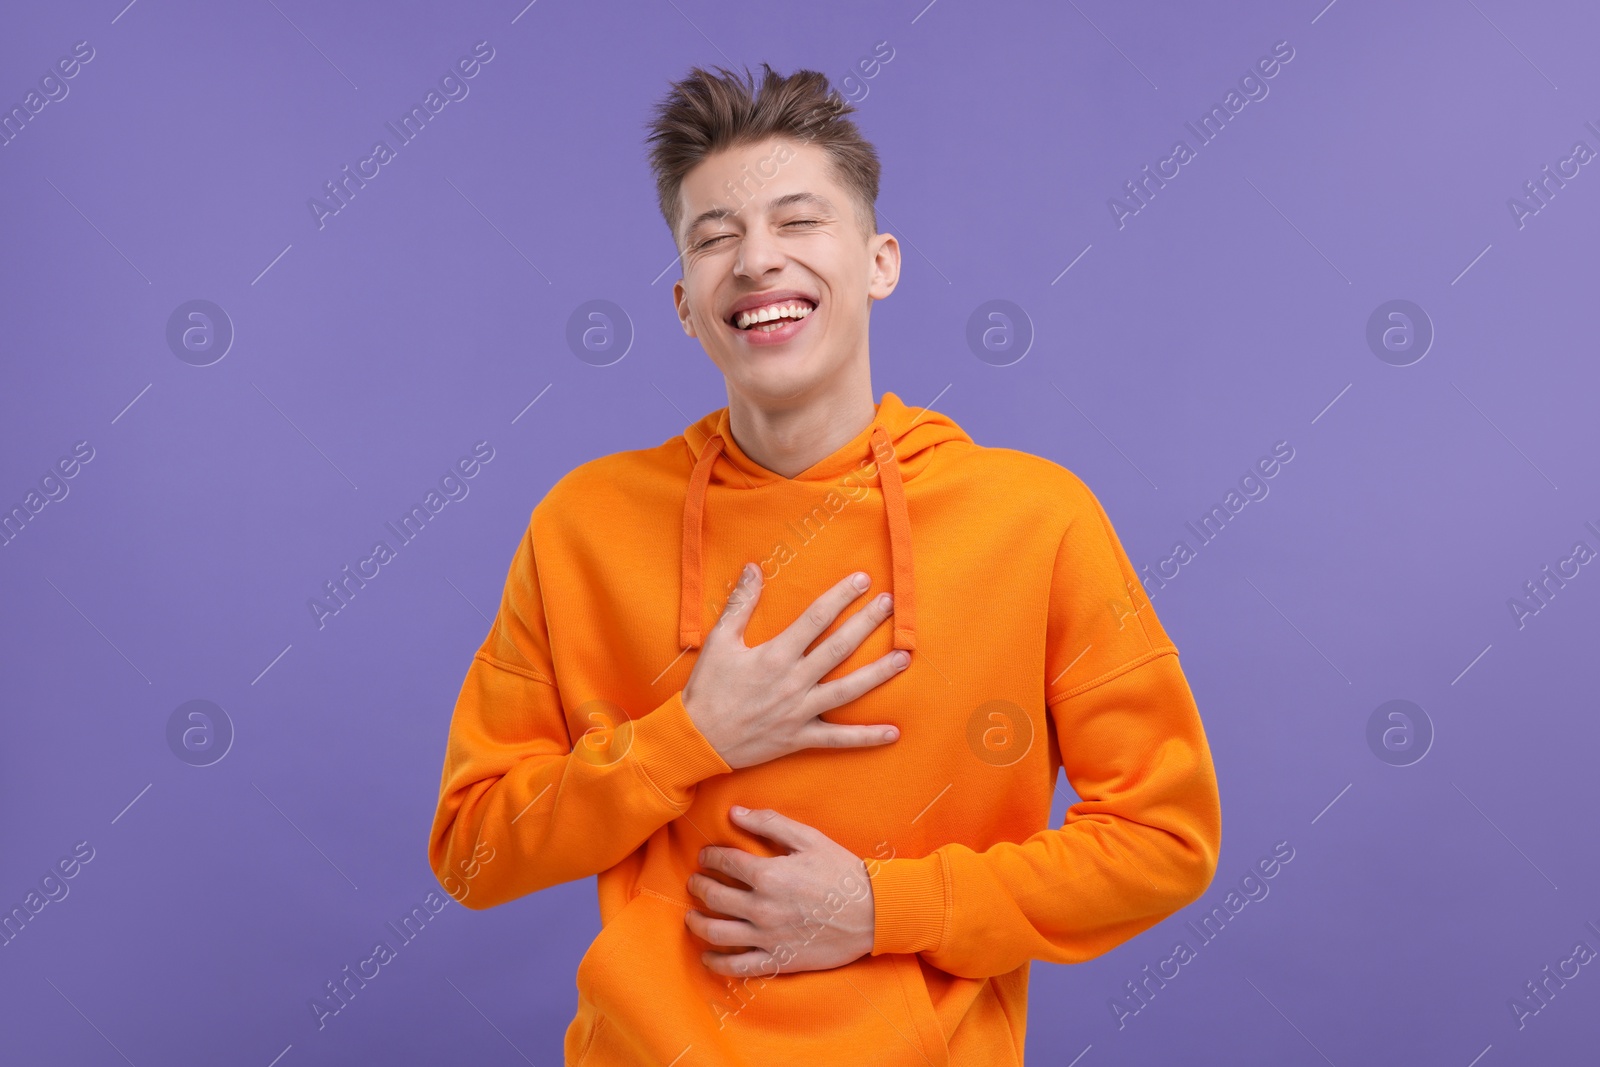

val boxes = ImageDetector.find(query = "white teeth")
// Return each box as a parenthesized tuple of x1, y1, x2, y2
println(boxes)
(734, 301, 815, 330)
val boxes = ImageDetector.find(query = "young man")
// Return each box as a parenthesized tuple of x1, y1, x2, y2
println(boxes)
(429, 64, 1222, 1066)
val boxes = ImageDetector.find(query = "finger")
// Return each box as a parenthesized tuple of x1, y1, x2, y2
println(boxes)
(770, 571, 872, 662)
(810, 648, 912, 714)
(730, 806, 817, 853)
(698, 844, 763, 886)
(684, 909, 765, 949)
(688, 872, 756, 919)
(712, 563, 763, 644)
(797, 590, 895, 687)
(796, 720, 902, 753)
(701, 948, 782, 978)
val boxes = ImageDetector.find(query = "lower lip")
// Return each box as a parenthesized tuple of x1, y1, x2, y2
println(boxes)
(730, 309, 814, 346)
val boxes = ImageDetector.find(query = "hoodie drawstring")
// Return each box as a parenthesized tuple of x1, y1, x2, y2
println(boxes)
(678, 425, 917, 653)
(870, 425, 918, 653)
(679, 431, 726, 650)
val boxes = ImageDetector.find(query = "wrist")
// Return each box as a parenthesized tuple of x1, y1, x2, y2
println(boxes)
(630, 690, 732, 799)
(866, 852, 947, 956)
(680, 689, 734, 767)
(857, 860, 876, 956)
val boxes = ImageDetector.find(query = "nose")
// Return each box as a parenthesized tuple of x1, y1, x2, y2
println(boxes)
(733, 223, 786, 280)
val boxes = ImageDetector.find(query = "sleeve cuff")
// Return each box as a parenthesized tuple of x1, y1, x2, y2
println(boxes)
(868, 851, 949, 955)
(629, 690, 731, 805)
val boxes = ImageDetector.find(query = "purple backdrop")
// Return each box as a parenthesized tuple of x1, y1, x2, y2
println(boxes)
(3, 1, 1597, 1063)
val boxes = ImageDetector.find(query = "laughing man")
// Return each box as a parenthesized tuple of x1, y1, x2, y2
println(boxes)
(430, 62, 1222, 1066)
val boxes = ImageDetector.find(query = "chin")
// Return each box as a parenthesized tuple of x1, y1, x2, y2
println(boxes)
(730, 362, 828, 403)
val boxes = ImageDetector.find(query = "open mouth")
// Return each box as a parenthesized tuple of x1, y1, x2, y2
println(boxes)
(727, 298, 818, 333)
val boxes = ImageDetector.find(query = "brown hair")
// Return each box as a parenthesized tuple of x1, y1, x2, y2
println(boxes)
(643, 62, 881, 253)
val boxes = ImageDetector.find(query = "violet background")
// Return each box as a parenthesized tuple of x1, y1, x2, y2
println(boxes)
(3, 1, 1597, 1063)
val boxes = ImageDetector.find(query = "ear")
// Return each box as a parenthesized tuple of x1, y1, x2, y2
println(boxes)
(867, 231, 900, 302)
(673, 278, 698, 338)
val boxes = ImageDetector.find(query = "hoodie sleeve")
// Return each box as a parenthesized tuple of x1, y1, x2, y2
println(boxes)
(428, 518, 732, 910)
(866, 475, 1222, 978)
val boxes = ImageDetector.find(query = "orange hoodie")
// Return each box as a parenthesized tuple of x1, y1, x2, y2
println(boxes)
(429, 391, 1221, 1066)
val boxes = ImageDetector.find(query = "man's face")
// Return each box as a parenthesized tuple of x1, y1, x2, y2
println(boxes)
(672, 137, 899, 403)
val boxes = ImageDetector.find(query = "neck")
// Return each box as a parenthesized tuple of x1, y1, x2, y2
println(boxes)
(724, 365, 876, 479)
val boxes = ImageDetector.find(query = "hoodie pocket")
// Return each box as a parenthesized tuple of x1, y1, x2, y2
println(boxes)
(575, 889, 955, 1066)
(891, 953, 952, 1067)
(576, 889, 727, 1066)
(574, 890, 655, 1014)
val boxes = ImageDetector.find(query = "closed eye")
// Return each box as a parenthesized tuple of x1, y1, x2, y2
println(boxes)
(695, 219, 821, 251)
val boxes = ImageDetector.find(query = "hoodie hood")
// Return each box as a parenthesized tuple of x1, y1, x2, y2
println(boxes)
(677, 391, 972, 654)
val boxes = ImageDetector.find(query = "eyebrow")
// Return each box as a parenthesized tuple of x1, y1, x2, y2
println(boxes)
(683, 191, 836, 242)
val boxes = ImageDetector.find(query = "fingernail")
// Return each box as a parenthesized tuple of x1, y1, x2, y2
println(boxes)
(851, 572, 870, 590)
(884, 727, 898, 741)
(877, 593, 892, 610)
(893, 651, 910, 668)
(731, 805, 748, 816)
(742, 563, 755, 581)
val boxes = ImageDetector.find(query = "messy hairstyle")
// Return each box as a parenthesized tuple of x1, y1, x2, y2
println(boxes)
(643, 62, 881, 253)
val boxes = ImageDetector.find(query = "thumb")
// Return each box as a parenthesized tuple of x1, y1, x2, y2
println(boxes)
(731, 806, 815, 852)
